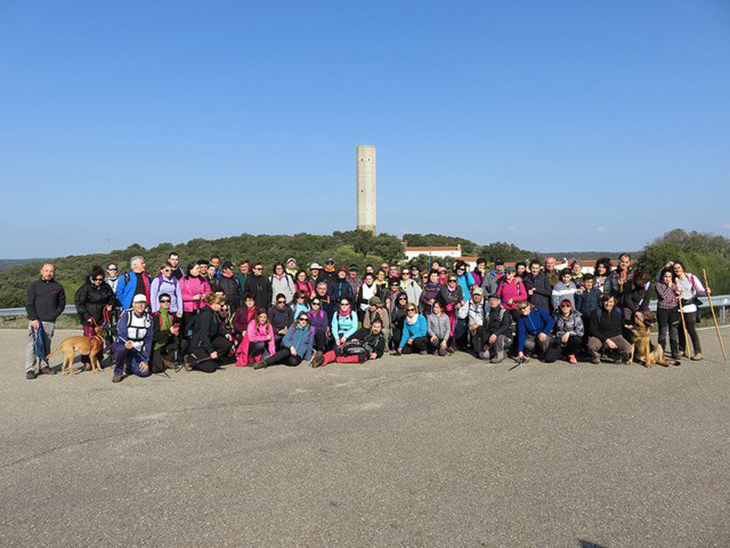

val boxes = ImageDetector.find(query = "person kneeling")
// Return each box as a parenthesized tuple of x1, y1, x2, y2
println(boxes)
(395, 304, 429, 355)
(550, 299, 584, 364)
(151, 293, 188, 373)
(427, 301, 451, 356)
(186, 293, 233, 373)
(112, 294, 153, 383)
(587, 294, 632, 364)
(515, 301, 555, 363)
(311, 318, 387, 367)
(256, 313, 314, 369)
(476, 294, 513, 363)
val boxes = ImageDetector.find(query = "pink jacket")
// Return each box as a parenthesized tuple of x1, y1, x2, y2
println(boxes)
(235, 322, 276, 366)
(497, 277, 528, 310)
(181, 276, 211, 313)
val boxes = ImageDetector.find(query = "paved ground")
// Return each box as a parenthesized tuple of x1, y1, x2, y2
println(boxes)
(1, 328, 729, 547)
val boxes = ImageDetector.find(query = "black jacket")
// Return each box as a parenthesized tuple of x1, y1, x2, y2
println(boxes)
(246, 275, 273, 310)
(524, 272, 552, 312)
(190, 306, 225, 355)
(212, 275, 243, 311)
(268, 305, 294, 332)
(26, 278, 66, 322)
(74, 278, 115, 324)
(328, 278, 355, 303)
(484, 305, 513, 337)
(588, 307, 623, 342)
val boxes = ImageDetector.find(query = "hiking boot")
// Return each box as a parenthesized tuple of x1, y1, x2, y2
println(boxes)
(418, 350, 427, 355)
(591, 357, 600, 364)
(310, 352, 323, 368)
(83, 364, 92, 372)
(490, 356, 504, 364)
(253, 360, 268, 370)
(676, 350, 685, 358)
(39, 366, 56, 375)
(691, 353, 703, 361)
(568, 354, 577, 364)
(163, 359, 174, 370)
(26, 370, 38, 380)
(447, 347, 455, 355)
(112, 374, 123, 383)
(478, 350, 489, 360)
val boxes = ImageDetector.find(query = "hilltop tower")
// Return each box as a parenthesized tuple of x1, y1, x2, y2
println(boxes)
(356, 145, 376, 235)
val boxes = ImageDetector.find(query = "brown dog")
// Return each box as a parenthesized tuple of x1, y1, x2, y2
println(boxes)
(46, 327, 106, 376)
(629, 313, 680, 367)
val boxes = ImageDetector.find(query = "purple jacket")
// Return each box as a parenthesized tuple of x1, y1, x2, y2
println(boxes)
(308, 308, 329, 335)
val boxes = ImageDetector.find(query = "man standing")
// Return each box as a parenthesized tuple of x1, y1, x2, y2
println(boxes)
(168, 252, 186, 280)
(481, 258, 506, 295)
(209, 255, 221, 279)
(116, 256, 151, 309)
(113, 294, 153, 383)
(544, 256, 559, 288)
(234, 260, 250, 296)
(212, 261, 243, 311)
(24, 263, 66, 379)
(247, 262, 273, 309)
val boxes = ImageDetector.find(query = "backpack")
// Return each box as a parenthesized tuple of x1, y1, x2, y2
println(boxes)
(340, 340, 373, 356)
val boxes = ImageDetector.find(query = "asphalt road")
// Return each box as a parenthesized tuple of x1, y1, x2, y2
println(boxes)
(1, 328, 729, 547)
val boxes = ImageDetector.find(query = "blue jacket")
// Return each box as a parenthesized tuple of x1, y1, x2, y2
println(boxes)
(116, 271, 152, 310)
(331, 309, 358, 340)
(400, 314, 428, 348)
(282, 324, 314, 360)
(457, 272, 475, 301)
(516, 307, 555, 352)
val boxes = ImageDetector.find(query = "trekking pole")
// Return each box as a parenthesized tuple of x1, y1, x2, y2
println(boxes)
(677, 294, 692, 360)
(703, 268, 727, 361)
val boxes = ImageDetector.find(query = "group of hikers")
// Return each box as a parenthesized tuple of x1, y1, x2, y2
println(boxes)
(23, 251, 711, 382)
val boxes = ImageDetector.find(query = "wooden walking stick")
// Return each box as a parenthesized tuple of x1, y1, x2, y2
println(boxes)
(703, 268, 728, 361)
(678, 289, 692, 360)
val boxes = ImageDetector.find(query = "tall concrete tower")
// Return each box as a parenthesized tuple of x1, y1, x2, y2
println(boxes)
(356, 145, 376, 235)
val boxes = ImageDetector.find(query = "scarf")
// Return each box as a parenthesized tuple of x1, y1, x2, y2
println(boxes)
(406, 313, 419, 326)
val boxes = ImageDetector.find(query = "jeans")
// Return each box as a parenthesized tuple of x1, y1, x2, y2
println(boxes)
(656, 307, 679, 356)
(25, 321, 55, 373)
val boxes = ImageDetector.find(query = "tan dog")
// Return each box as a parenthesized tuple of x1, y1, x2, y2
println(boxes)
(46, 327, 106, 376)
(629, 313, 680, 367)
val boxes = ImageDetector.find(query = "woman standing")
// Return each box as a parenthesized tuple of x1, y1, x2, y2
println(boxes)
(593, 258, 612, 294)
(150, 263, 183, 315)
(180, 262, 211, 335)
(419, 270, 442, 315)
(357, 272, 378, 323)
(294, 270, 314, 297)
(74, 266, 115, 370)
(438, 274, 464, 340)
(390, 293, 409, 350)
(673, 261, 709, 360)
(654, 269, 680, 359)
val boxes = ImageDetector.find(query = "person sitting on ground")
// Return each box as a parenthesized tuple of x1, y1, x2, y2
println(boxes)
(236, 309, 276, 366)
(255, 312, 314, 369)
(311, 318, 387, 368)
(116, 256, 151, 309)
(269, 293, 294, 349)
(427, 301, 451, 356)
(270, 262, 295, 306)
(552, 299, 584, 364)
(524, 259, 552, 313)
(515, 300, 555, 363)
(357, 272, 379, 323)
(151, 293, 188, 373)
(419, 270, 441, 315)
(480, 258, 506, 295)
(456, 286, 487, 353)
(112, 294, 153, 383)
(294, 270, 314, 297)
(150, 262, 184, 315)
(475, 293, 513, 363)
(497, 266, 528, 319)
(74, 265, 115, 371)
(395, 303, 429, 355)
(291, 289, 311, 320)
(331, 297, 358, 347)
(186, 293, 233, 372)
(551, 268, 581, 311)
(586, 294, 632, 364)
(212, 261, 243, 312)
(308, 297, 330, 352)
(362, 296, 391, 343)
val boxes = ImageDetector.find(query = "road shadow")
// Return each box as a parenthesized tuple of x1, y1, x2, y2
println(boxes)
(579, 539, 605, 548)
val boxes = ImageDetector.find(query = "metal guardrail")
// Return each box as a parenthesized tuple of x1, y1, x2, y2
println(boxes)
(2, 296, 730, 320)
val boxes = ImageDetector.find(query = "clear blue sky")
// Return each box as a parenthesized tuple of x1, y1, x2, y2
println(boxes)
(2, 0, 729, 258)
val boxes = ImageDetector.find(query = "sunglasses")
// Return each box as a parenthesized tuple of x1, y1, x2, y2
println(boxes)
(160, 299, 171, 303)
(312, 301, 321, 306)
(297, 296, 305, 300)
(398, 296, 407, 300)
(107, 268, 117, 272)
(298, 318, 309, 323)
(560, 304, 572, 308)
(448, 279, 457, 283)
(254, 267, 263, 271)
(277, 300, 286, 304)
(340, 302, 349, 306)
(407, 308, 416, 312)
(402, 271, 410, 275)
(93, 277, 104, 282)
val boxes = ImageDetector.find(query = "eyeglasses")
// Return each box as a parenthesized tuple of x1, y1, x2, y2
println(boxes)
(407, 308, 416, 312)
(277, 300, 286, 304)
(160, 299, 171, 303)
(402, 271, 410, 276)
(312, 301, 321, 306)
(560, 304, 571, 308)
(162, 269, 171, 273)
(254, 267, 263, 271)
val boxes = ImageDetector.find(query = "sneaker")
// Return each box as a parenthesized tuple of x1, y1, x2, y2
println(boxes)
(591, 357, 600, 364)
(490, 357, 504, 364)
(112, 374, 123, 383)
(82, 364, 92, 372)
(691, 353, 703, 361)
(447, 347, 455, 355)
(26, 370, 38, 380)
(39, 366, 56, 375)
(253, 360, 268, 370)
(676, 350, 685, 358)
(310, 352, 324, 368)
(478, 351, 489, 360)
(568, 354, 577, 364)
(418, 350, 427, 355)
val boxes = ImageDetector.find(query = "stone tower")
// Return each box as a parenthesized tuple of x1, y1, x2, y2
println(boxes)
(356, 145, 376, 235)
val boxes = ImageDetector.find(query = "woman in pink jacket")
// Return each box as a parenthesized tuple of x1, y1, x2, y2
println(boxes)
(236, 309, 276, 366)
(496, 266, 528, 319)
(180, 262, 212, 335)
